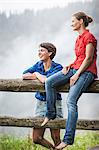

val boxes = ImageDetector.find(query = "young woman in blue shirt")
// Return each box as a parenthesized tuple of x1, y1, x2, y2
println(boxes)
(23, 42, 63, 149)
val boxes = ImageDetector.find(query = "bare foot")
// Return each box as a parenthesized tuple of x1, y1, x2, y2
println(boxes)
(55, 142, 68, 149)
(41, 117, 49, 127)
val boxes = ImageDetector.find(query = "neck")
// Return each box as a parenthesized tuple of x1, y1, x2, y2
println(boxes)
(77, 26, 86, 35)
(43, 59, 52, 71)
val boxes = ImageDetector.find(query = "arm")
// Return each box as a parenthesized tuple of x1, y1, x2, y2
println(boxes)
(70, 43, 95, 86)
(35, 64, 63, 83)
(22, 72, 46, 82)
(22, 62, 38, 79)
(23, 62, 38, 74)
(22, 72, 37, 80)
(35, 72, 46, 83)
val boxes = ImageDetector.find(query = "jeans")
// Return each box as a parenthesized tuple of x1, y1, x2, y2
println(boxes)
(45, 69, 95, 145)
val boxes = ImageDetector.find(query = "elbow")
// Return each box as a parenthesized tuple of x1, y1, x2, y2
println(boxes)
(86, 57, 93, 64)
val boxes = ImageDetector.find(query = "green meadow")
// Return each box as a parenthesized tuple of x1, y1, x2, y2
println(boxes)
(0, 131, 99, 150)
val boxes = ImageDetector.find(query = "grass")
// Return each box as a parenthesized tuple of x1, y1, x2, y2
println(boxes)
(0, 131, 99, 150)
(66, 131, 99, 150)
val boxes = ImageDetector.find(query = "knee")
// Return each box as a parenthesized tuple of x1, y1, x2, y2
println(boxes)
(45, 77, 53, 87)
(66, 98, 77, 111)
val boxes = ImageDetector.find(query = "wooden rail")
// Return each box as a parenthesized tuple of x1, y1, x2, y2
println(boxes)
(0, 116, 99, 130)
(0, 79, 99, 130)
(0, 79, 99, 93)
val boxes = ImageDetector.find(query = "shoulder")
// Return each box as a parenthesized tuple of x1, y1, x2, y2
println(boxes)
(30, 61, 43, 70)
(84, 30, 96, 40)
(83, 30, 97, 46)
(34, 61, 43, 66)
(52, 61, 63, 68)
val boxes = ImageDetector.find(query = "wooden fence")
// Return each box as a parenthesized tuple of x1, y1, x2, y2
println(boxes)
(0, 79, 99, 130)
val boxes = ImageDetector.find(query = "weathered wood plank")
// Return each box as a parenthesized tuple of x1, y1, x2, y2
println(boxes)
(0, 116, 99, 130)
(0, 79, 99, 93)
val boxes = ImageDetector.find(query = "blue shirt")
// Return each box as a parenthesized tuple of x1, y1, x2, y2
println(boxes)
(23, 61, 63, 101)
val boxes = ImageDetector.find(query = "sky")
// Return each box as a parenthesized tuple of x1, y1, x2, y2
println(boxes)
(0, 0, 92, 16)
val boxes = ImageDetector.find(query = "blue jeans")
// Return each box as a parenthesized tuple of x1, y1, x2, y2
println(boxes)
(45, 69, 95, 145)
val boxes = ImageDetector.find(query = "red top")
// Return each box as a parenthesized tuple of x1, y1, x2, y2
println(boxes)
(71, 29, 97, 76)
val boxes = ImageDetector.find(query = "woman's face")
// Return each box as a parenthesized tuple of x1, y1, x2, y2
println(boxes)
(38, 46, 51, 61)
(71, 16, 82, 31)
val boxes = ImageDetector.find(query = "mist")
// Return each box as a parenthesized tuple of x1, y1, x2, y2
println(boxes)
(0, 0, 99, 136)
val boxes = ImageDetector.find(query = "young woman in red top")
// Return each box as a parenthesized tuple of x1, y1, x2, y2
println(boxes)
(41, 12, 97, 149)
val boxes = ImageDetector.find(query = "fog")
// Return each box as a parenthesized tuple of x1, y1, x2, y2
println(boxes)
(0, 0, 99, 136)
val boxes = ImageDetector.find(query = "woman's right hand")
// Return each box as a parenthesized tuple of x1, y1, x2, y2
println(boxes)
(62, 66, 70, 75)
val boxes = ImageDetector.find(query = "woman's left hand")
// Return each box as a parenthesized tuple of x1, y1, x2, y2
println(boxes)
(22, 73, 37, 80)
(70, 73, 79, 86)
(62, 66, 70, 75)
